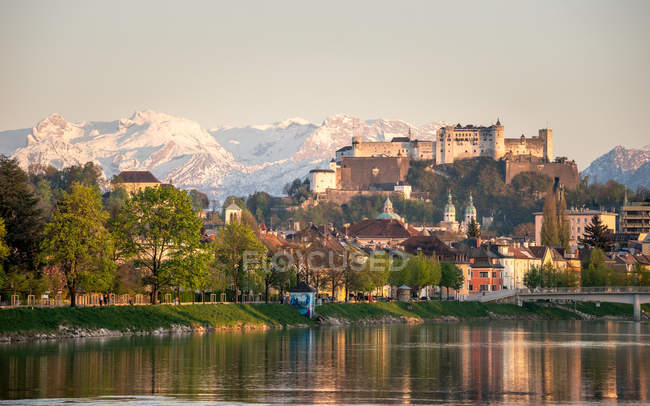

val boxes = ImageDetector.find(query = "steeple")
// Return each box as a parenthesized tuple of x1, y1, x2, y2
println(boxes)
(383, 197, 393, 214)
(407, 128, 412, 140)
(496, 118, 501, 126)
(444, 191, 456, 223)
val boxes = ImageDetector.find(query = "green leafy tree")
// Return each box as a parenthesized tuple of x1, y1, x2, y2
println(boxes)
(541, 190, 559, 246)
(581, 248, 612, 286)
(579, 215, 613, 252)
(466, 218, 481, 239)
(389, 253, 440, 297)
(523, 266, 541, 290)
(439, 262, 464, 299)
(214, 222, 265, 303)
(41, 183, 115, 306)
(115, 186, 203, 303)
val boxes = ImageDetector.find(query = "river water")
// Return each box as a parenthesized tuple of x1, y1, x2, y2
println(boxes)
(1, 320, 649, 404)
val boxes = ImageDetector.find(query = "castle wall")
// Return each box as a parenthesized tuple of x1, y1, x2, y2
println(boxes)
(504, 137, 545, 158)
(505, 160, 578, 188)
(338, 156, 410, 190)
(352, 140, 433, 160)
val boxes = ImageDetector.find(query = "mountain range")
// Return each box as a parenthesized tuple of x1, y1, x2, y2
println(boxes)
(581, 145, 650, 191)
(1, 110, 646, 199)
(0, 110, 443, 200)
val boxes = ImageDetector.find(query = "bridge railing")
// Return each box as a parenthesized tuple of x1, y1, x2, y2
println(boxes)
(517, 286, 650, 295)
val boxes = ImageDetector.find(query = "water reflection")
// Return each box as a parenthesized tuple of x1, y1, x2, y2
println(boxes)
(1, 321, 649, 404)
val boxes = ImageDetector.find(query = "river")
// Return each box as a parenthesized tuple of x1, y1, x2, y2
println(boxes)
(1, 320, 649, 404)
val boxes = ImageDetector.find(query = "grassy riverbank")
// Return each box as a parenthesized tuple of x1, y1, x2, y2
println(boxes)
(0, 301, 645, 339)
(316, 301, 582, 321)
(0, 304, 316, 335)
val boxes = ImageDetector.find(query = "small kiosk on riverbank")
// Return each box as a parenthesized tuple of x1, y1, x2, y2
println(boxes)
(289, 282, 316, 318)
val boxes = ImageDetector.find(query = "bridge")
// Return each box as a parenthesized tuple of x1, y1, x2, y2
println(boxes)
(466, 287, 650, 321)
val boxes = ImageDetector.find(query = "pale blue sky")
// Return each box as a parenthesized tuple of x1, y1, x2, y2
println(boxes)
(1, 0, 648, 168)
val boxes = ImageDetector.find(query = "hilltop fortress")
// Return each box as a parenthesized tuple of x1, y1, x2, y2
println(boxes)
(309, 119, 577, 203)
(437, 119, 552, 164)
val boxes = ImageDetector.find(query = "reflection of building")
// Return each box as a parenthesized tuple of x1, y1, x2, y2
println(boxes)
(224, 203, 242, 225)
(111, 170, 160, 194)
(533, 209, 618, 248)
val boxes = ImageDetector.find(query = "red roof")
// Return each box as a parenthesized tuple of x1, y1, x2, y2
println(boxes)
(347, 219, 419, 239)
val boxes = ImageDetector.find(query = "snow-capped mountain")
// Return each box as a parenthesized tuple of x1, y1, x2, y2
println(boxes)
(0, 110, 443, 199)
(581, 145, 650, 190)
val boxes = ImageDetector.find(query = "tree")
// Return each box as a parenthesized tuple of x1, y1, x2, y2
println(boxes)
(580, 248, 611, 286)
(439, 262, 464, 299)
(214, 222, 265, 303)
(115, 186, 203, 303)
(389, 253, 441, 297)
(41, 183, 115, 306)
(0, 156, 43, 271)
(557, 193, 571, 251)
(467, 218, 481, 239)
(541, 190, 558, 246)
(0, 218, 9, 286)
(189, 189, 210, 212)
(523, 267, 541, 290)
(579, 215, 613, 252)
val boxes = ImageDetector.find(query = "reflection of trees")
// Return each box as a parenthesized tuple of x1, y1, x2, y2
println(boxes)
(0, 322, 649, 403)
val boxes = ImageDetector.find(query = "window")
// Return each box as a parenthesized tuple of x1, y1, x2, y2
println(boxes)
(492, 272, 496, 277)
(480, 285, 489, 291)
(469, 285, 473, 291)
(492, 285, 497, 291)
(480, 272, 488, 278)
(577, 218, 580, 223)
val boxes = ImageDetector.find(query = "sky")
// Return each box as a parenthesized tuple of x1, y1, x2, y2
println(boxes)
(1, 0, 649, 169)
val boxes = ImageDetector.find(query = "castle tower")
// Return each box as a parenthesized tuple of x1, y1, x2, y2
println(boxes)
(493, 118, 505, 159)
(443, 191, 456, 223)
(539, 128, 553, 162)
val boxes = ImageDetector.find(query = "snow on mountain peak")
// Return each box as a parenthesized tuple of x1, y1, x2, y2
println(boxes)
(5, 111, 447, 199)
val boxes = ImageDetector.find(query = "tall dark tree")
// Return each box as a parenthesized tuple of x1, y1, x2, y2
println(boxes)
(0, 156, 43, 271)
(541, 189, 559, 246)
(579, 215, 613, 252)
(467, 218, 481, 239)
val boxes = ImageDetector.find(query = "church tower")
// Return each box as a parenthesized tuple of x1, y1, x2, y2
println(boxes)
(443, 191, 456, 223)
(463, 192, 477, 225)
(493, 118, 505, 159)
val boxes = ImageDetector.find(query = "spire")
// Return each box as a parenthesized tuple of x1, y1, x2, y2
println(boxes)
(407, 128, 412, 140)
(496, 118, 501, 126)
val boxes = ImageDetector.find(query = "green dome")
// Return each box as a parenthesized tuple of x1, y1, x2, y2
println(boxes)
(444, 192, 456, 216)
(464, 193, 477, 217)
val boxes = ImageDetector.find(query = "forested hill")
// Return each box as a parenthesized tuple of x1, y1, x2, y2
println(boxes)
(406, 158, 551, 233)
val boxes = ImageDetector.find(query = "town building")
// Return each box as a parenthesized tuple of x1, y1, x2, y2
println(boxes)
(533, 208, 618, 248)
(489, 244, 541, 289)
(454, 238, 504, 293)
(110, 170, 160, 194)
(620, 196, 650, 234)
(440, 192, 459, 232)
(436, 119, 553, 164)
(346, 199, 420, 247)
